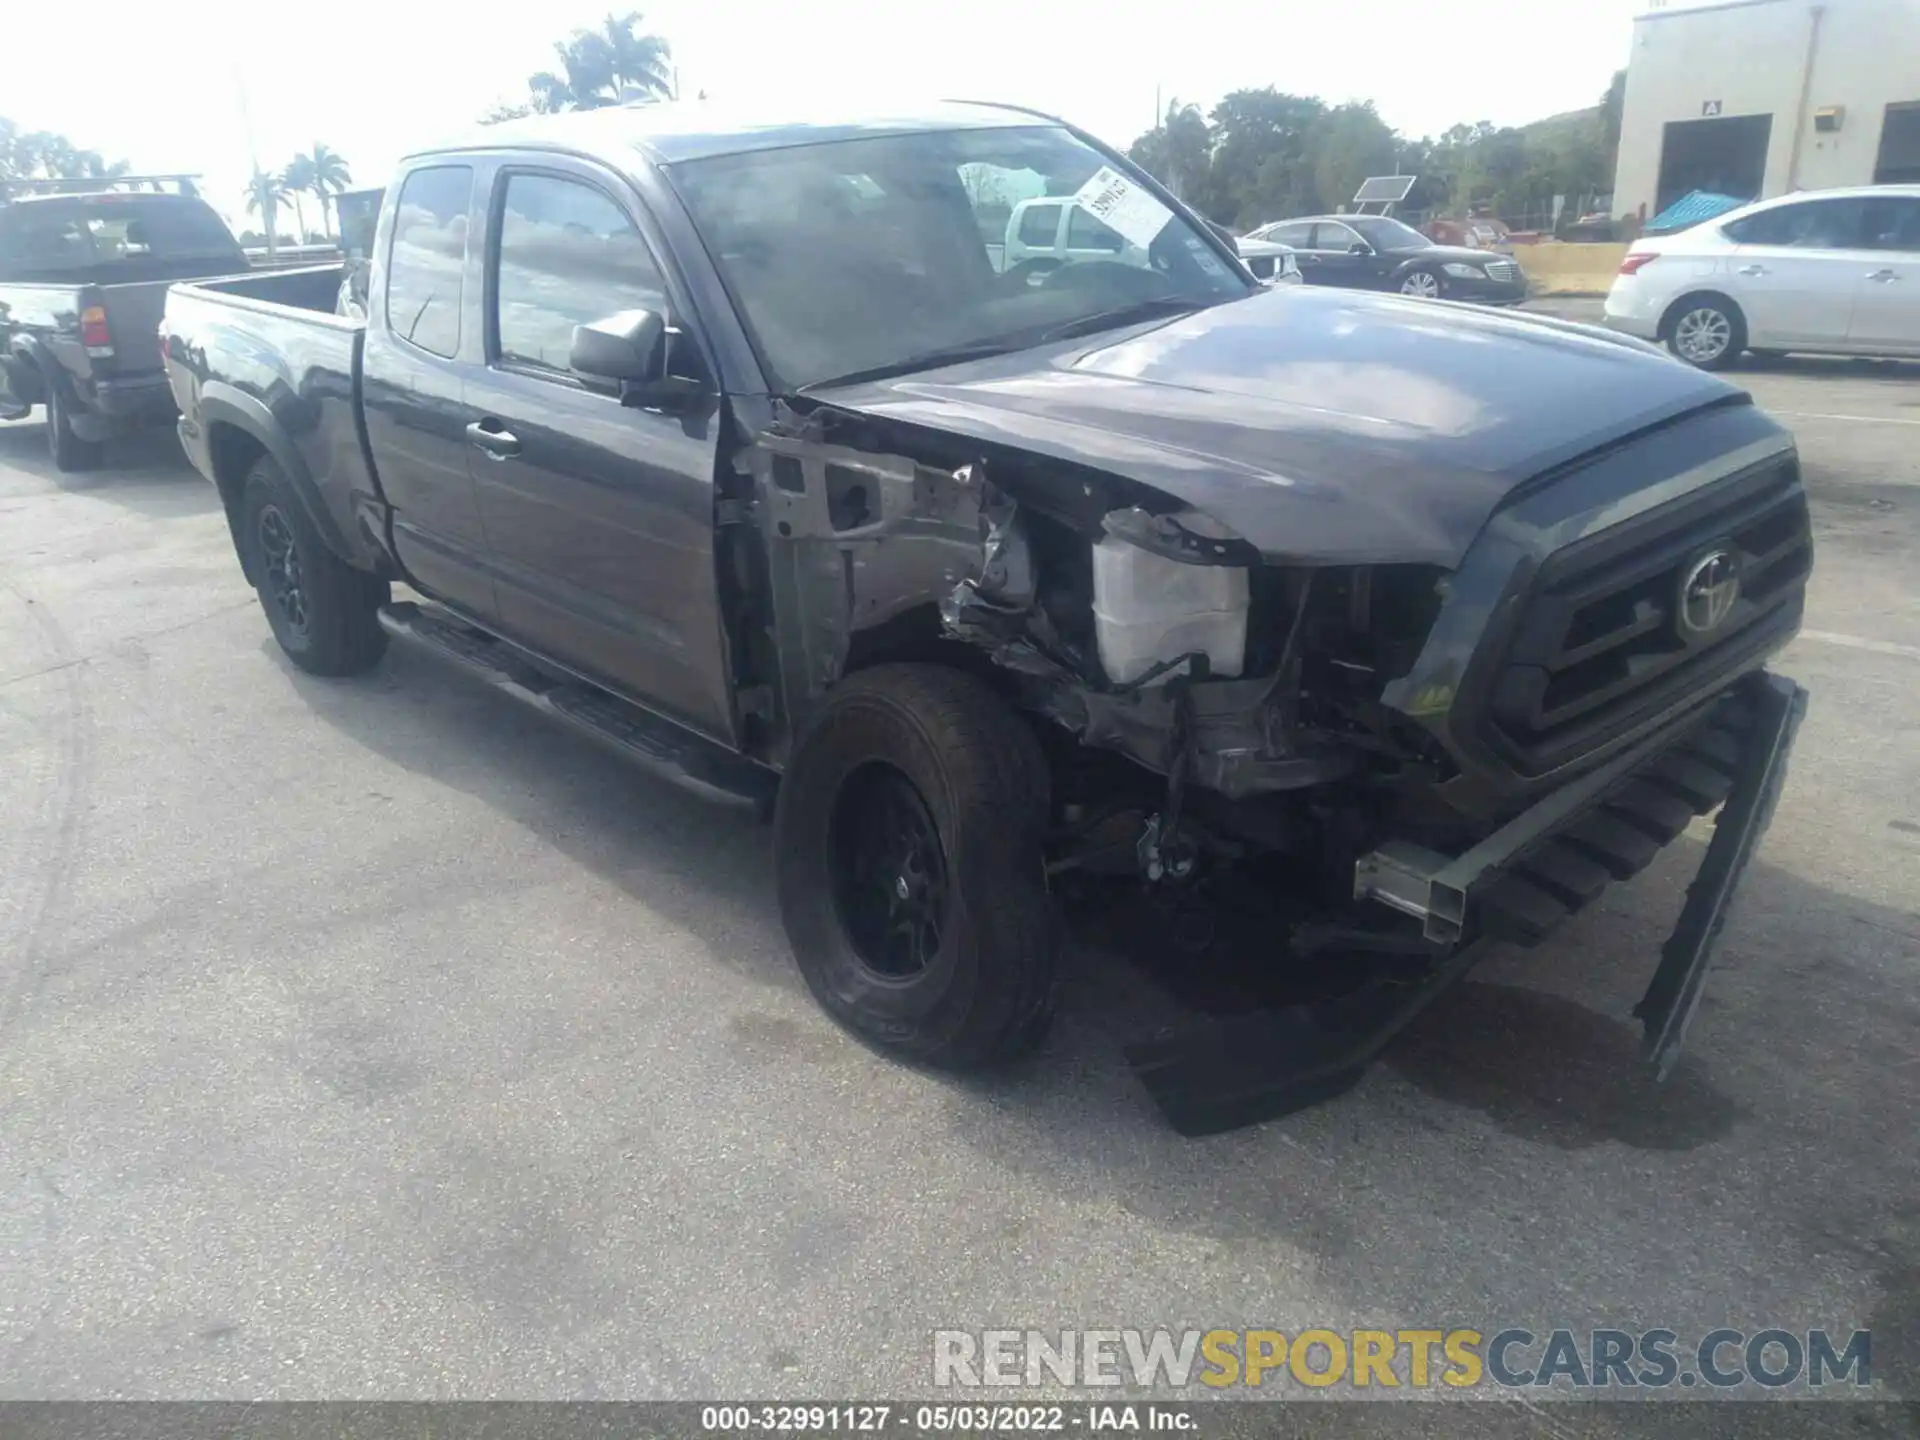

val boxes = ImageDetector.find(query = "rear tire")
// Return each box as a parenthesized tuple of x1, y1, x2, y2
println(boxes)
(45, 377, 103, 472)
(1664, 296, 1745, 370)
(240, 455, 389, 676)
(774, 664, 1057, 1070)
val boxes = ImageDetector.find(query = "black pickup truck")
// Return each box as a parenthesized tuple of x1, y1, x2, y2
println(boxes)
(162, 101, 1812, 1131)
(0, 183, 247, 469)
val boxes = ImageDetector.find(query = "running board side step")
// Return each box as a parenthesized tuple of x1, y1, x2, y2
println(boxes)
(377, 601, 777, 814)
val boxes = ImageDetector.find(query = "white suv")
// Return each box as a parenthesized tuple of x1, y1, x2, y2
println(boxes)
(1604, 184, 1920, 369)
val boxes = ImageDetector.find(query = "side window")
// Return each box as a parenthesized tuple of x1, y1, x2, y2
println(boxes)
(1017, 203, 1061, 247)
(493, 171, 667, 373)
(1861, 196, 1920, 252)
(1065, 205, 1124, 253)
(385, 165, 472, 358)
(1724, 199, 1864, 249)
(1269, 222, 1315, 248)
(1313, 223, 1358, 251)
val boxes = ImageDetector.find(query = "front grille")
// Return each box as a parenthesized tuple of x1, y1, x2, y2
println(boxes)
(1484, 259, 1520, 284)
(1483, 455, 1811, 773)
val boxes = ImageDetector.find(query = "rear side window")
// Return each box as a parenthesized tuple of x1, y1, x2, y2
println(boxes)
(1722, 198, 1864, 249)
(386, 165, 472, 358)
(1017, 203, 1060, 247)
(1065, 205, 1124, 252)
(1861, 196, 1920, 252)
(0, 196, 240, 279)
(492, 172, 667, 372)
(1266, 222, 1315, 248)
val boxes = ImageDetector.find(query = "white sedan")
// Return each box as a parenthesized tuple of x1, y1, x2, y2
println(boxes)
(1235, 236, 1302, 286)
(1604, 184, 1920, 368)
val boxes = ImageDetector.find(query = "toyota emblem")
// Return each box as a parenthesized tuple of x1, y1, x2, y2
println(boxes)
(1679, 549, 1741, 635)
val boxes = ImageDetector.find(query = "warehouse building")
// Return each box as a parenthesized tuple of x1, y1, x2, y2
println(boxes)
(1612, 0, 1920, 221)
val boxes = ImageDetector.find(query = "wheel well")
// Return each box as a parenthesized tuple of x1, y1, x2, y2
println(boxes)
(207, 422, 269, 583)
(1658, 290, 1745, 340)
(842, 604, 981, 676)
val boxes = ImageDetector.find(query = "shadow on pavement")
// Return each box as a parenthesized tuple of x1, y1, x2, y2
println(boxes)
(287, 635, 1920, 1400)
(0, 415, 213, 520)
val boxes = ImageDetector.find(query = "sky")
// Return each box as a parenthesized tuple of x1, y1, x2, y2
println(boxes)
(8, 0, 1681, 231)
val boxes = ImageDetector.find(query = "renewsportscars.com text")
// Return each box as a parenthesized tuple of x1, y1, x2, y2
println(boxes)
(933, 1327, 1872, 1391)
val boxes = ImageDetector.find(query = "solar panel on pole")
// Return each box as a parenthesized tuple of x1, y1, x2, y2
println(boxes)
(1351, 175, 1417, 214)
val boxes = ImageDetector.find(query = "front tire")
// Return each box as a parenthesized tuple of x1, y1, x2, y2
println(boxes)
(1399, 267, 1444, 299)
(775, 664, 1057, 1070)
(1665, 297, 1745, 370)
(45, 378, 103, 472)
(240, 455, 389, 676)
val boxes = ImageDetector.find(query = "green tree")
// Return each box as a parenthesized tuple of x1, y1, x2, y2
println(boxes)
(1308, 101, 1396, 216)
(591, 10, 674, 100)
(1202, 89, 1326, 226)
(281, 155, 313, 240)
(0, 117, 127, 183)
(522, 12, 672, 114)
(1600, 69, 1627, 157)
(1127, 100, 1211, 205)
(244, 167, 290, 260)
(295, 143, 352, 237)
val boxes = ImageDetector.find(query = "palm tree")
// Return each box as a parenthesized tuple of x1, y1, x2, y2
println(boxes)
(529, 36, 611, 112)
(281, 156, 313, 241)
(301, 144, 352, 237)
(593, 11, 673, 102)
(524, 13, 671, 112)
(245, 167, 290, 260)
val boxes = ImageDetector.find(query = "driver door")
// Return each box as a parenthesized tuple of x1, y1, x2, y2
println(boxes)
(1309, 221, 1377, 288)
(462, 160, 735, 742)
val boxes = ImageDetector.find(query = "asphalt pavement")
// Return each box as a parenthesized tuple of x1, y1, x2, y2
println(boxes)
(2, 314, 1917, 1417)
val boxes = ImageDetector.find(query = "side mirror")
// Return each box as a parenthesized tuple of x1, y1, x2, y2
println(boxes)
(570, 309, 666, 384)
(570, 308, 705, 410)
(1349, 241, 1373, 256)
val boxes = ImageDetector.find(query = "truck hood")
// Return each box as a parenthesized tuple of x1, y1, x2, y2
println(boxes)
(811, 285, 1747, 567)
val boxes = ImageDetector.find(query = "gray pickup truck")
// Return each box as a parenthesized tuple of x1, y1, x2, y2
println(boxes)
(161, 101, 1811, 1131)
(0, 182, 248, 469)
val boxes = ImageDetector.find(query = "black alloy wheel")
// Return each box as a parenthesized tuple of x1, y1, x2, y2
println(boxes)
(256, 503, 309, 638)
(829, 762, 951, 980)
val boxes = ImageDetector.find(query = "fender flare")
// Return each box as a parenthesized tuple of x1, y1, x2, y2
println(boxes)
(4, 333, 58, 406)
(198, 382, 357, 567)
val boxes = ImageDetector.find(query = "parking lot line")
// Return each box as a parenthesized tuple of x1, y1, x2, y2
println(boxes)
(1772, 410, 1920, 427)
(1799, 629, 1920, 661)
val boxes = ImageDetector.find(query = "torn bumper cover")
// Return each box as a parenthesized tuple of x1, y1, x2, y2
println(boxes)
(1128, 671, 1807, 1136)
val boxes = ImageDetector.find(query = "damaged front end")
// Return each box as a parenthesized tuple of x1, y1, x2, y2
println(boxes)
(745, 399, 1809, 1134)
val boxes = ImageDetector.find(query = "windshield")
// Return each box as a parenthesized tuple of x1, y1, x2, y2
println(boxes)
(669, 125, 1250, 390)
(1348, 216, 1431, 250)
(0, 196, 243, 280)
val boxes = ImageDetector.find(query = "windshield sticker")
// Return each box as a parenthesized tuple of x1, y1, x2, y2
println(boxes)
(1072, 167, 1173, 251)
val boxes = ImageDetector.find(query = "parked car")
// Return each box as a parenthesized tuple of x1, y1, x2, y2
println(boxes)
(1604, 184, 1920, 369)
(1003, 193, 1155, 272)
(1234, 235, 1302, 285)
(162, 100, 1809, 1131)
(1245, 214, 1528, 303)
(0, 180, 248, 468)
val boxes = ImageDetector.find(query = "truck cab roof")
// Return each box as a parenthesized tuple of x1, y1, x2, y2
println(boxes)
(422, 97, 1057, 169)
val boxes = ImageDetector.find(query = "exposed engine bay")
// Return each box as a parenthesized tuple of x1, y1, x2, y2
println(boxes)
(754, 399, 1476, 942)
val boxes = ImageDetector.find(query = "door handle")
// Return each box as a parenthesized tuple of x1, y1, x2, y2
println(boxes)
(1736, 264, 1768, 276)
(465, 419, 520, 459)
(1867, 268, 1900, 282)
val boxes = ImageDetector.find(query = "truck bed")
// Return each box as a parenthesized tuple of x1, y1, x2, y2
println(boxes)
(165, 265, 385, 571)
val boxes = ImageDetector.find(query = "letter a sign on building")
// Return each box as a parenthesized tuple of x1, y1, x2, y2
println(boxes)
(1702, 100, 1724, 116)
